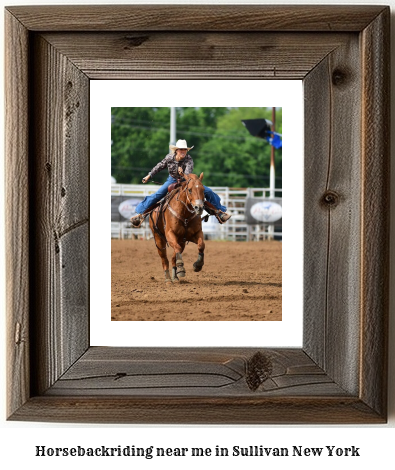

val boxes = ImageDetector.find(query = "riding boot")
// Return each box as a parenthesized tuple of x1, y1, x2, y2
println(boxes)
(130, 205, 157, 228)
(217, 211, 232, 223)
(130, 213, 145, 228)
(203, 201, 231, 224)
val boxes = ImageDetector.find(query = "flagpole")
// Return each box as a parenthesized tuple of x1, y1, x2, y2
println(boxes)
(268, 108, 276, 240)
(270, 107, 276, 198)
(170, 107, 176, 146)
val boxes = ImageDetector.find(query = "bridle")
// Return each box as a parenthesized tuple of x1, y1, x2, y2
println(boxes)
(166, 177, 203, 227)
(175, 176, 204, 214)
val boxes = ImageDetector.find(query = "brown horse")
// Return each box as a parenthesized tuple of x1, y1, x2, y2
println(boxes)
(149, 172, 206, 282)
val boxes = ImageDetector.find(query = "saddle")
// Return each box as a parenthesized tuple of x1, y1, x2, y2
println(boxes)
(141, 184, 181, 217)
(168, 182, 181, 193)
(145, 185, 223, 226)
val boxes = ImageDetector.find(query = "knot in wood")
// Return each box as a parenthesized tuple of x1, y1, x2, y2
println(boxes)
(246, 351, 273, 391)
(321, 190, 340, 208)
(123, 35, 149, 48)
(114, 372, 127, 381)
(332, 68, 348, 87)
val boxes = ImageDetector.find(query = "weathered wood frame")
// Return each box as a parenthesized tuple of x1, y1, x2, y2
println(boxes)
(5, 5, 389, 424)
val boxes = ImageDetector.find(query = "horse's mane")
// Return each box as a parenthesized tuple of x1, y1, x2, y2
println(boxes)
(172, 173, 203, 202)
(181, 173, 202, 186)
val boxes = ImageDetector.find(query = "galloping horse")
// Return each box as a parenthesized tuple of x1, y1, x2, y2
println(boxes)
(148, 172, 205, 282)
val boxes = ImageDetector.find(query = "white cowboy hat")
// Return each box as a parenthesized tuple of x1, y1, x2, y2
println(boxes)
(169, 139, 194, 152)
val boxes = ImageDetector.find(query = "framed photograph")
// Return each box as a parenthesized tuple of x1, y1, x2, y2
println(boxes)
(106, 100, 286, 323)
(90, 82, 303, 345)
(5, 5, 389, 423)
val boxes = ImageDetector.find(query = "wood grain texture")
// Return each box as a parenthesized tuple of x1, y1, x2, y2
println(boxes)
(5, 5, 386, 32)
(304, 35, 362, 395)
(5, 11, 30, 418)
(10, 395, 383, 425)
(9, 347, 383, 423)
(30, 34, 90, 395)
(46, 347, 345, 397)
(5, 5, 389, 424)
(42, 32, 350, 80)
(303, 56, 331, 371)
(360, 9, 390, 417)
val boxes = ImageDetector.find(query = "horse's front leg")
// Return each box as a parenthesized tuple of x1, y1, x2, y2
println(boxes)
(167, 231, 186, 280)
(191, 230, 205, 272)
(154, 235, 171, 282)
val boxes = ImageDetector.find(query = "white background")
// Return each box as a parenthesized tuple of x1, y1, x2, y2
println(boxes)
(90, 79, 304, 347)
(1, 0, 394, 469)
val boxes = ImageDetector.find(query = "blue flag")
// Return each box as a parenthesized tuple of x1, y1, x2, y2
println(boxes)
(265, 131, 282, 149)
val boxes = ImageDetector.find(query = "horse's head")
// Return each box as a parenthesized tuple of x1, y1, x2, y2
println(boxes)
(185, 173, 205, 215)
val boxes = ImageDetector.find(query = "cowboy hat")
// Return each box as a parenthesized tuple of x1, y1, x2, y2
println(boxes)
(169, 139, 194, 152)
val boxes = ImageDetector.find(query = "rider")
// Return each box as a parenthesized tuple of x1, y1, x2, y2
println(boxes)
(130, 139, 231, 227)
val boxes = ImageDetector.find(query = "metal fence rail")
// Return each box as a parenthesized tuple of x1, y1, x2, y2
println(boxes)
(111, 184, 282, 241)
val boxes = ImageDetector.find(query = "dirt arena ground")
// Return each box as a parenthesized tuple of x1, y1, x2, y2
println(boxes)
(111, 239, 282, 321)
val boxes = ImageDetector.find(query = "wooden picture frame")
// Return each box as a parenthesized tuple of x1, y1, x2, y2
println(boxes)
(5, 5, 389, 424)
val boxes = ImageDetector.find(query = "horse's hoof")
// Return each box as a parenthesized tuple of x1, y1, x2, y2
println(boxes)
(164, 270, 172, 283)
(193, 254, 204, 272)
(171, 267, 179, 282)
(177, 270, 186, 278)
(193, 263, 203, 272)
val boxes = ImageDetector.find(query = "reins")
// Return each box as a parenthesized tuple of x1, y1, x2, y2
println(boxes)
(148, 180, 164, 185)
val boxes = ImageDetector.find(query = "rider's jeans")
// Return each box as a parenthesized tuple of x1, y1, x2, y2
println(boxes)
(135, 175, 227, 214)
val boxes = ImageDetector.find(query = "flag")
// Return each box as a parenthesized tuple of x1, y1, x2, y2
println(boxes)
(265, 131, 282, 149)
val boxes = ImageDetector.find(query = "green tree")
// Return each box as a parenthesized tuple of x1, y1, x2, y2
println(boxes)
(111, 107, 282, 188)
